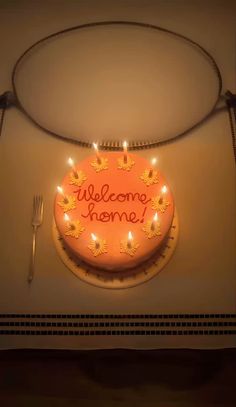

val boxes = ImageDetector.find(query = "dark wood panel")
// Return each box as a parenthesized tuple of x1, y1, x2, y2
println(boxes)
(0, 349, 235, 406)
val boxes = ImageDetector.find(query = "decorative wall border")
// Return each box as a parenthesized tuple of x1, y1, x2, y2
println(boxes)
(0, 314, 235, 319)
(0, 314, 235, 336)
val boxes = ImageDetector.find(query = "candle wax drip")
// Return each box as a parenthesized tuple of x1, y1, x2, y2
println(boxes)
(151, 195, 170, 213)
(140, 169, 159, 186)
(57, 195, 77, 212)
(117, 156, 135, 171)
(88, 238, 108, 257)
(65, 220, 85, 238)
(69, 170, 87, 187)
(91, 157, 109, 172)
(120, 239, 139, 257)
(142, 220, 161, 239)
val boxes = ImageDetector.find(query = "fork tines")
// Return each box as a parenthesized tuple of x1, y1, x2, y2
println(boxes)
(32, 195, 43, 224)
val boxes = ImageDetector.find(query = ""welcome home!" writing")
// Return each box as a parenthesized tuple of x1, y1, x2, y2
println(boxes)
(74, 183, 150, 223)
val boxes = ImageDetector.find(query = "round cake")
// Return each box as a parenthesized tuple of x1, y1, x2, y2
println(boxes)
(54, 152, 174, 271)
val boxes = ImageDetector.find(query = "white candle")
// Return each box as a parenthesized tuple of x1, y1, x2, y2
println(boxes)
(64, 213, 70, 222)
(151, 212, 158, 230)
(127, 231, 133, 248)
(64, 213, 74, 229)
(159, 185, 167, 203)
(91, 233, 100, 249)
(68, 157, 78, 178)
(57, 186, 68, 203)
(123, 140, 128, 163)
(91, 233, 97, 241)
(93, 142, 101, 164)
(149, 158, 157, 177)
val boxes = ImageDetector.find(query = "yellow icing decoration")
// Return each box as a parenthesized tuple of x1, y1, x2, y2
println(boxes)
(117, 156, 135, 171)
(65, 220, 85, 239)
(151, 196, 170, 213)
(88, 239, 108, 257)
(69, 170, 87, 187)
(57, 195, 76, 212)
(142, 220, 161, 239)
(140, 169, 159, 186)
(91, 157, 108, 172)
(120, 240, 140, 257)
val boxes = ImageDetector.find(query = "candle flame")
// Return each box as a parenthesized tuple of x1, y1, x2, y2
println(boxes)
(151, 158, 157, 166)
(91, 233, 97, 241)
(68, 157, 74, 167)
(123, 140, 128, 149)
(128, 231, 133, 241)
(153, 212, 158, 222)
(93, 142, 98, 151)
(57, 186, 64, 195)
(64, 213, 70, 222)
(161, 185, 167, 194)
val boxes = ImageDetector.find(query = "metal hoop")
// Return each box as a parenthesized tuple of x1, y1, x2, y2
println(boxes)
(11, 20, 223, 150)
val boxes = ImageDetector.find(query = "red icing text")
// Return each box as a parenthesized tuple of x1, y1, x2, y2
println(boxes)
(75, 184, 150, 205)
(74, 183, 150, 223)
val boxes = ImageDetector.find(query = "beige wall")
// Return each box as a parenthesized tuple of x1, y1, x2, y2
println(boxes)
(0, 0, 235, 348)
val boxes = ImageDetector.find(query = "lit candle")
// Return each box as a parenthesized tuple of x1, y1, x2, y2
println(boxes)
(93, 142, 101, 164)
(159, 185, 167, 204)
(68, 157, 78, 178)
(162, 185, 167, 194)
(151, 212, 158, 230)
(148, 158, 157, 178)
(127, 231, 133, 249)
(123, 140, 128, 163)
(64, 213, 75, 229)
(91, 233, 100, 249)
(57, 186, 68, 203)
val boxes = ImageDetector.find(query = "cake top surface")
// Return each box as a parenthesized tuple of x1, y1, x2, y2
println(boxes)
(54, 152, 174, 271)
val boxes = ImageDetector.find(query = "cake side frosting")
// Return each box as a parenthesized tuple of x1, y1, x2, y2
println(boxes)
(54, 152, 174, 271)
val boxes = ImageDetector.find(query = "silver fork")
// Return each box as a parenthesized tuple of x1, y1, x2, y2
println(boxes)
(28, 195, 44, 283)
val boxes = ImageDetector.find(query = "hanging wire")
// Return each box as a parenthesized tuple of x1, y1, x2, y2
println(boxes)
(0, 91, 15, 138)
(225, 91, 236, 163)
(0, 108, 6, 138)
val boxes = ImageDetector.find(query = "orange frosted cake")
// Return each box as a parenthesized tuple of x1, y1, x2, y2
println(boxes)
(54, 152, 174, 271)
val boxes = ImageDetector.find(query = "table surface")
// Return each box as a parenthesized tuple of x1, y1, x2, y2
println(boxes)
(0, 0, 235, 349)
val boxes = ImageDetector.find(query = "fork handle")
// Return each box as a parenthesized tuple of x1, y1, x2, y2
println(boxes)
(28, 226, 38, 283)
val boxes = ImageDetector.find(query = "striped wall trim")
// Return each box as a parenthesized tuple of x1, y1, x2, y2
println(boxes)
(0, 314, 235, 319)
(0, 321, 236, 328)
(0, 314, 235, 336)
(0, 330, 236, 336)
